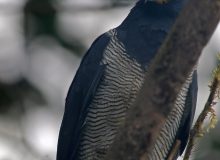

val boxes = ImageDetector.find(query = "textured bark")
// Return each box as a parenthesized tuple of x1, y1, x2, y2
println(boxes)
(106, 0, 220, 159)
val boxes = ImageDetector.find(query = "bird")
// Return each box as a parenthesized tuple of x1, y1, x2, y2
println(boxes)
(56, 0, 198, 160)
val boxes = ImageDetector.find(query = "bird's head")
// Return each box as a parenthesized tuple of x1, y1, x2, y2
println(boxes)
(132, 0, 188, 17)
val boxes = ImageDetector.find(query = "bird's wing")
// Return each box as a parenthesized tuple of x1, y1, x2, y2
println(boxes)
(56, 33, 110, 160)
(178, 70, 198, 154)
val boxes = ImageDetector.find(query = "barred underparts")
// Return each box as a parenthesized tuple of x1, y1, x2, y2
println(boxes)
(77, 29, 193, 160)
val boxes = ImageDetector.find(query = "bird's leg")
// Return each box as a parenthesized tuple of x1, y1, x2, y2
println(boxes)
(167, 140, 181, 160)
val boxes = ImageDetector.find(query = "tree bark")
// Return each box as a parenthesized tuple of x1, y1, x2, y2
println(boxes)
(106, 0, 220, 159)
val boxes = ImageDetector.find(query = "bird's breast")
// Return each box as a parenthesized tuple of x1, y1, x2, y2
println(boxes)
(77, 29, 193, 160)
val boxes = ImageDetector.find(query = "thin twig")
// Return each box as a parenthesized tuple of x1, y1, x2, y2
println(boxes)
(167, 140, 181, 160)
(183, 65, 220, 160)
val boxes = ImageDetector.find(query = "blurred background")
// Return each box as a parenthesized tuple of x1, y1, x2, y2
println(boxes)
(0, 0, 219, 160)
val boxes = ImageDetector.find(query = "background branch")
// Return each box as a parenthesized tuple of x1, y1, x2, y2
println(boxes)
(106, 0, 220, 159)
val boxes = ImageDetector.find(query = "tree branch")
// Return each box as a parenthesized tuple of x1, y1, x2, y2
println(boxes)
(106, 0, 220, 159)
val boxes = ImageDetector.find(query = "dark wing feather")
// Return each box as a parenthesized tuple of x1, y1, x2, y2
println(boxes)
(178, 71, 198, 154)
(56, 33, 110, 160)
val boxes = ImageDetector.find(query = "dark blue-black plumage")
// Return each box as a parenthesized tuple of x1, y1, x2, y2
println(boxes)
(57, 0, 197, 159)
(57, 34, 110, 160)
